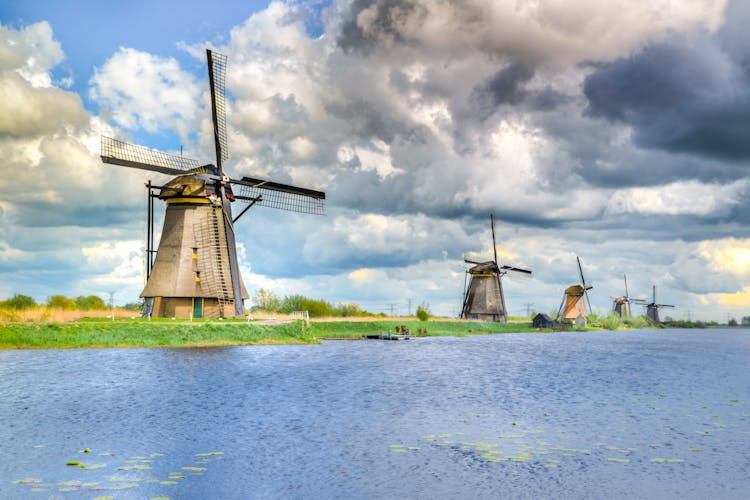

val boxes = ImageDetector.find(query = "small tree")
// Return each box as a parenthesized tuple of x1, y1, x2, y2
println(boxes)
(47, 295, 77, 310)
(0, 293, 37, 310)
(741, 316, 750, 327)
(253, 288, 280, 312)
(728, 317, 738, 327)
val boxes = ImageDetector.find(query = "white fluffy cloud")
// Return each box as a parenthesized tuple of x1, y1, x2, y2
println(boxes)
(0, 21, 64, 86)
(90, 47, 201, 135)
(607, 179, 749, 217)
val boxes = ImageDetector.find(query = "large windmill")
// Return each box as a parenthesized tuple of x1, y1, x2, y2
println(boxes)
(100, 49, 325, 319)
(611, 274, 646, 318)
(557, 256, 593, 321)
(643, 285, 674, 324)
(461, 214, 532, 322)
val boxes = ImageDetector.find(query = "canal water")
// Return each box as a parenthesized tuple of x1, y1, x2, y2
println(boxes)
(1, 329, 749, 499)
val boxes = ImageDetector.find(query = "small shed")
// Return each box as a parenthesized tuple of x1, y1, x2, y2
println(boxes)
(575, 314, 587, 327)
(533, 313, 557, 329)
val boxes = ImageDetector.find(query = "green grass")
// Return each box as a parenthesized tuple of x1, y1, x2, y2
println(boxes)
(0, 320, 315, 349)
(309, 320, 536, 339)
(0, 317, 543, 349)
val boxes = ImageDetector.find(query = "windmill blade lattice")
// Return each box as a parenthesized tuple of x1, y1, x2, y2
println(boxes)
(235, 177, 326, 215)
(207, 50, 229, 164)
(101, 136, 203, 176)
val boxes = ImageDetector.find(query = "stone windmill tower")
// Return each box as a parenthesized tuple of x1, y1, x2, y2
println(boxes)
(557, 256, 593, 322)
(461, 214, 532, 322)
(100, 50, 325, 318)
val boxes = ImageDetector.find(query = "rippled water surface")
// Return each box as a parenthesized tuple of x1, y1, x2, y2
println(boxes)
(1, 329, 749, 499)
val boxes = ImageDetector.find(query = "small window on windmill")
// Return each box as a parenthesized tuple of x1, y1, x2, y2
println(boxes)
(195, 271, 201, 283)
(192, 247, 198, 260)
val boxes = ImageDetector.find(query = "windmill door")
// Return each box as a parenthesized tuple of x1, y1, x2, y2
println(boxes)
(193, 298, 203, 319)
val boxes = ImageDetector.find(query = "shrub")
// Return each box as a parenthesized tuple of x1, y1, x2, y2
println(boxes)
(629, 315, 650, 328)
(600, 312, 623, 330)
(336, 303, 366, 317)
(47, 295, 77, 310)
(279, 295, 336, 317)
(302, 298, 336, 317)
(416, 304, 430, 321)
(75, 295, 107, 311)
(0, 293, 37, 310)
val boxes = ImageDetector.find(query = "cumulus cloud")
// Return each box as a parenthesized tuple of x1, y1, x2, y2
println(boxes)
(584, 6, 750, 161)
(0, 73, 87, 136)
(0, 22, 155, 302)
(0, 21, 64, 86)
(607, 179, 749, 217)
(90, 47, 201, 135)
(697, 238, 750, 275)
(337, 0, 726, 64)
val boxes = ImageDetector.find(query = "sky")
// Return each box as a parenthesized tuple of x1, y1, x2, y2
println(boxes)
(1, 0, 749, 321)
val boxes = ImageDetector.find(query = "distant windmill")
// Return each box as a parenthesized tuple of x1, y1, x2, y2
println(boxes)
(461, 214, 532, 322)
(557, 256, 593, 321)
(100, 49, 325, 319)
(611, 274, 646, 318)
(643, 285, 674, 324)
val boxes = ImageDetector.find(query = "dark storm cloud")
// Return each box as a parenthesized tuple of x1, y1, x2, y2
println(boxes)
(470, 62, 567, 120)
(584, 31, 750, 161)
(337, 0, 426, 53)
(481, 62, 535, 106)
(323, 97, 399, 143)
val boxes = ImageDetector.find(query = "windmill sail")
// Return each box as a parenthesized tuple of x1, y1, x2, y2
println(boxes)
(101, 136, 203, 175)
(207, 50, 229, 168)
(235, 177, 326, 215)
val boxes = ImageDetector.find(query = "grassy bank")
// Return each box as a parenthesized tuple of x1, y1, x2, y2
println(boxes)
(0, 320, 315, 349)
(0, 317, 539, 349)
(310, 319, 535, 338)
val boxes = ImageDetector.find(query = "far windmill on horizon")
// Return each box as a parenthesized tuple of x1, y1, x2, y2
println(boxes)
(612, 274, 646, 318)
(557, 256, 593, 322)
(644, 285, 674, 324)
(100, 49, 325, 319)
(461, 214, 532, 322)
